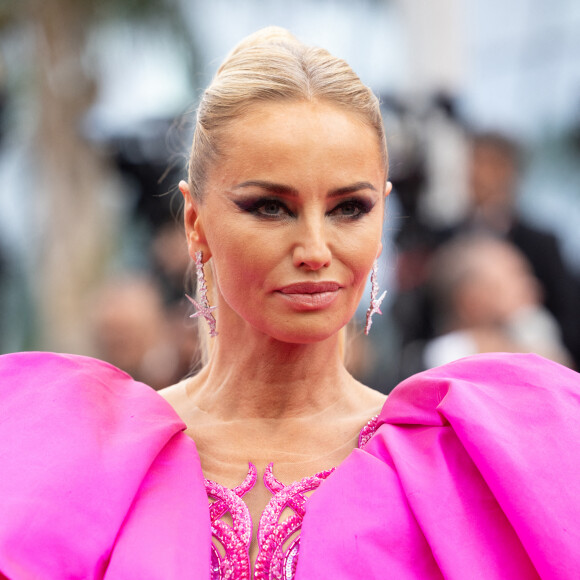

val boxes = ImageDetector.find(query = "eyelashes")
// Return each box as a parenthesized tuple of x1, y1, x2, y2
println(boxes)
(331, 199, 374, 218)
(233, 198, 295, 218)
(233, 197, 375, 220)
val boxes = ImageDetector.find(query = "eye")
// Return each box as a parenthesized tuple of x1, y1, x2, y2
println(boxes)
(233, 197, 294, 219)
(336, 201, 361, 216)
(329, 199, 374, 219)
(258, 200, 285, 216)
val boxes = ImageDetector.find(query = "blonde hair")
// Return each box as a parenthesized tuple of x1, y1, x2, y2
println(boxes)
(187, 26, 388, 201)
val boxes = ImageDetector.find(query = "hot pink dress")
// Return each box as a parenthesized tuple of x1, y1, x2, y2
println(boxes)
(0, 351, 579, 579)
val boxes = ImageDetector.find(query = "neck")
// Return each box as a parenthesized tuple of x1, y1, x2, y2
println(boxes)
(187, 328, 354, 421)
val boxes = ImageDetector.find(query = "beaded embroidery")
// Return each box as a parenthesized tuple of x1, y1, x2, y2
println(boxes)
(206, 465, 257, 579)
(206, 415, 381, 579)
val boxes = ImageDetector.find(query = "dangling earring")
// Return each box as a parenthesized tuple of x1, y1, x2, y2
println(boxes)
(364, 259, 386, 335)
(186, 250, 218, 337)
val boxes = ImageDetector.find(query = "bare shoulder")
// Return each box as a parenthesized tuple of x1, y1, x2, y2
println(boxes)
(157, 380, 190, 419)
(349, 377, 387, 419)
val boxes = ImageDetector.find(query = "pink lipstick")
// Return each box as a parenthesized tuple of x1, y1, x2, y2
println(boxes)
(276, 282, 341, 310)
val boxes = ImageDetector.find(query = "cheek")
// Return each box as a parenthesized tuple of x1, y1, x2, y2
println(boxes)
(210, 231, 273, 298)
(353, 257, 376, 301)
(332, 245, 378, 313)
(341, 221, 383, 274)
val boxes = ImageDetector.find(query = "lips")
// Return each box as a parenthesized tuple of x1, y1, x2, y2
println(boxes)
(275, 282, 341, 310)
(277, 282, 341, 294)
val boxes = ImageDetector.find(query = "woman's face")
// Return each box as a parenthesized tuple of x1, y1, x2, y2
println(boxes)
(183, 100, 389, 344)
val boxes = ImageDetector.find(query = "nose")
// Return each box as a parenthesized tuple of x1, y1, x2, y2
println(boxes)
(292, 215, 332, 271)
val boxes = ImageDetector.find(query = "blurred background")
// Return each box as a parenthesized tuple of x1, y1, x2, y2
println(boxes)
(1, 0, 579, 391)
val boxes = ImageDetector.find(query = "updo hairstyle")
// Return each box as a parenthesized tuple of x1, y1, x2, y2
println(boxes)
(187, 26, 388, 201)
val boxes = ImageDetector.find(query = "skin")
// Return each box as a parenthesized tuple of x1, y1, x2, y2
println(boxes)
(160, 99, 391, 563)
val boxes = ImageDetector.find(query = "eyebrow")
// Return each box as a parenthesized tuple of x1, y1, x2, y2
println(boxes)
(232, 180, 377, 197)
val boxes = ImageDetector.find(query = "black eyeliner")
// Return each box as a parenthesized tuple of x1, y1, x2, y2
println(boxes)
(329, 197, 376, 218)
(232, 197, 264, 212)
(232, 196, 294, 218)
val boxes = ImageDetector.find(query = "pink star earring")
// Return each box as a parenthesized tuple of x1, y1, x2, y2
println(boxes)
(364, 259, 386, 335)
(186, 250, 218, 337)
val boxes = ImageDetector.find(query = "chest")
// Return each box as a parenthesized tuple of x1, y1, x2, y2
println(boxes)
(203, 416, 380, 579)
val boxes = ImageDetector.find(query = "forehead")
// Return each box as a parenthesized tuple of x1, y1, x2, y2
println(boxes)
(207, 100, 384, 189)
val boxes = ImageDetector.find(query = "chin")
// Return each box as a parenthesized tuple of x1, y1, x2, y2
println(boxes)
(259, 316, 349, 345)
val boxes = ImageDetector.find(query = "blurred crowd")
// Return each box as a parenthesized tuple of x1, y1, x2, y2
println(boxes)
(354, 96, 580, 392)
(87, 97, 580, 392)
(1, 75, 579, 392)
(83, 123, 203, 390)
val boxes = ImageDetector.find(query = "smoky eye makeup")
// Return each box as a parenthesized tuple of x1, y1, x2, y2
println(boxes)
(229, 183, 379, 220)
(232, 196, 295, 218)
(327, 196, 376, 219)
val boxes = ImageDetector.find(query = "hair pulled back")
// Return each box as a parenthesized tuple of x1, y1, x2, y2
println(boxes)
(188, 26, 388, 200)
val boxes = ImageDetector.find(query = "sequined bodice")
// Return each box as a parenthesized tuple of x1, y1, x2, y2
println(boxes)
(205, 415, 381, 579)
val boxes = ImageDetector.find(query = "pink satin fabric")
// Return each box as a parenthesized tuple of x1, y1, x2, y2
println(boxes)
(1, 351, 579, 579)
(0, 352, 211, 579)
(297, 353, 580, 579)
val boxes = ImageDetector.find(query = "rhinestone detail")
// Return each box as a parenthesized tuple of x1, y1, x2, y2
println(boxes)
(206, 463, 257, 579)
(207, 414, 380, 579)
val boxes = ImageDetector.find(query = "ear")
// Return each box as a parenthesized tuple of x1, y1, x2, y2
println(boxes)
(180, 180, 211, 260)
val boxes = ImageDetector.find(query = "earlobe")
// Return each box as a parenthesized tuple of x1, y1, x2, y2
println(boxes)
(180, 180, 211, 259)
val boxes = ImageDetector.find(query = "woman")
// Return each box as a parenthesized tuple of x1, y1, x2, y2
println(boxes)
(1, 27, 579, 580)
